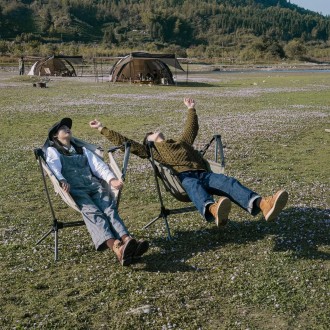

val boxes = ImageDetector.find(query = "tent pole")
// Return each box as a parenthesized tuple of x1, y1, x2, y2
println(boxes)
(101, 58, 103, 82)
(129, 55, 132, 84)
(93, 57, 97, 82)
(175, 54, 177, 86)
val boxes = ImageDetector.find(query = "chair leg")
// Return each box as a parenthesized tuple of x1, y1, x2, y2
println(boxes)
(54, 228, 59, 261)
(36, 225, 60, 261)
(35, 225, 59, 261)
(36, 227, 55, 245)
(143, 214, 162, 229)
(162, 215, 172, 241)
(143, 211, 172, 240)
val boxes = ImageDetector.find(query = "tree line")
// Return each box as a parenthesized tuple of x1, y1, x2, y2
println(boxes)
(0, 0, 329, 62)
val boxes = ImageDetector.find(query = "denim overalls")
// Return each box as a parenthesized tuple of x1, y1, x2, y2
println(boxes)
(61, 152, 129, 250)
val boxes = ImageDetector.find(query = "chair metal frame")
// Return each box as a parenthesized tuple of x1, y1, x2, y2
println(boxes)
(143, 135, 225, 240)
(34, 138, 131, 261)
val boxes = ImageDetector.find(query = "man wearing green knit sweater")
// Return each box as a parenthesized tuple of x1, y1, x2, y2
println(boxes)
(89, 98, 288, 226)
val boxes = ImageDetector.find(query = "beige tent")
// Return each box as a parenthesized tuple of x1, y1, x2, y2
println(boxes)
(28, 55, 83, 76)
(109, 52, 184, 84)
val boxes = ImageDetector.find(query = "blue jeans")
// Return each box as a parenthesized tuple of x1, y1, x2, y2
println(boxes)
(177, 170, 261, 221)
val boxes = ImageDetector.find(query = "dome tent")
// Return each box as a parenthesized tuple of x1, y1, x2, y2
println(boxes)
(109, 52, 184, 84)
(28, 55, 83, 76)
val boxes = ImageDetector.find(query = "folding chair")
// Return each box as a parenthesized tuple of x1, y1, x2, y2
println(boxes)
(143, 135, 225, 240)
(34, 137, 131, 261)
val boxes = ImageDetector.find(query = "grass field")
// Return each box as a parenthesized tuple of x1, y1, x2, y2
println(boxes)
(0, 69, 329, 330)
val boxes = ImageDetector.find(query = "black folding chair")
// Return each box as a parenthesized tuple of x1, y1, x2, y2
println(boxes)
(143, 135, 225, 240)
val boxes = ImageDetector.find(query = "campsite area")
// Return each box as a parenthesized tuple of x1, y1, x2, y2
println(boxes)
(0, 68, 329, 329)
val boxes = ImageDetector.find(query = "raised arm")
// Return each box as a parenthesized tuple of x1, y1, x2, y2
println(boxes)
(179, 98, 199, 145)
(89, 119, 149, 159)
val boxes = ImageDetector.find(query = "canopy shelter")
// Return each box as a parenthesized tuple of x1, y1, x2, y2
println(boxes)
(109, 52, 184, 85)
(28, 55, 83, 77)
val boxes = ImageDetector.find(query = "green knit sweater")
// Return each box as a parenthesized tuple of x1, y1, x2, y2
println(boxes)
(100, 108, 208, 173)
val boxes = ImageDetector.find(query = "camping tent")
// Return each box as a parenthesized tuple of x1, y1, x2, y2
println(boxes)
(109, 52, 184, 84)
(28, 55, 83, 76)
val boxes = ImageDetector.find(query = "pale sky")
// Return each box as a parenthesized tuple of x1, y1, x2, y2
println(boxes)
(289, 0, 330, 16)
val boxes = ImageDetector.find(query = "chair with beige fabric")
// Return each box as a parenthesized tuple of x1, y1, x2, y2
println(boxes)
(143, 135, 225, 240)
(34, 137, 131, 260)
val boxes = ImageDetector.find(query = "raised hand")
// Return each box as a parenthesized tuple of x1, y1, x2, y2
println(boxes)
(89, 119, 103, 129)
(184, 98, 196, 109)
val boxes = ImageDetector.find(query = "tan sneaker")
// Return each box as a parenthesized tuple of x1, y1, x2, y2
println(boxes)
(260, 190, 289, 221)
(209, 197, 231, 226)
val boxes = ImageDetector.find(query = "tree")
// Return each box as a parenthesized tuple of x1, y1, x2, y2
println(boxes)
(103, 28, 117, 45)
(41, 8, 52, 33)
(285, 39, 307, 59)
(151, 21, 164, 41)
(0, 41, 9, 55)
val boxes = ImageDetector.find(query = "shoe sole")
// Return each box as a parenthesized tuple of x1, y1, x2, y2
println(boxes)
(133, 240, 149, 259)
(121, 239, 138, 266)
(122, 257, 133, 267)
(216, 197, 231, 227)
(265, 190, 289, 221)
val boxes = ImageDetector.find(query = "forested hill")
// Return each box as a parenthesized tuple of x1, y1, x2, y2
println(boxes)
(0, 0, 329, 47)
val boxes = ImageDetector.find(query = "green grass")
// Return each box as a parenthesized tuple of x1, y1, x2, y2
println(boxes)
(0, 71, 329, 329)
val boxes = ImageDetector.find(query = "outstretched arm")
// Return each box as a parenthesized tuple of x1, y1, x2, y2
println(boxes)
(179, 98, 199, 144)
(89, 119, 149, 159)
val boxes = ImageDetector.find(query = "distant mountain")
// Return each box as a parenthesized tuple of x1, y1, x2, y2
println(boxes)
(0, 0, 329, 47)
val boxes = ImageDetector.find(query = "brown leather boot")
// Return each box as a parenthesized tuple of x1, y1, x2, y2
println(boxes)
(259, 190, 288, 221)
(122, 237, 149, 260)
(112, 238, 138, 266)
(209, 197, 231, 226)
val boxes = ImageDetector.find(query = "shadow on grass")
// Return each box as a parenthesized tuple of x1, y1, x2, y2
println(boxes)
(140, 206, 329, 273)
(176, 81, 218, 88)
(176, 81, 242, 88)
(272, 206, 330, 260)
